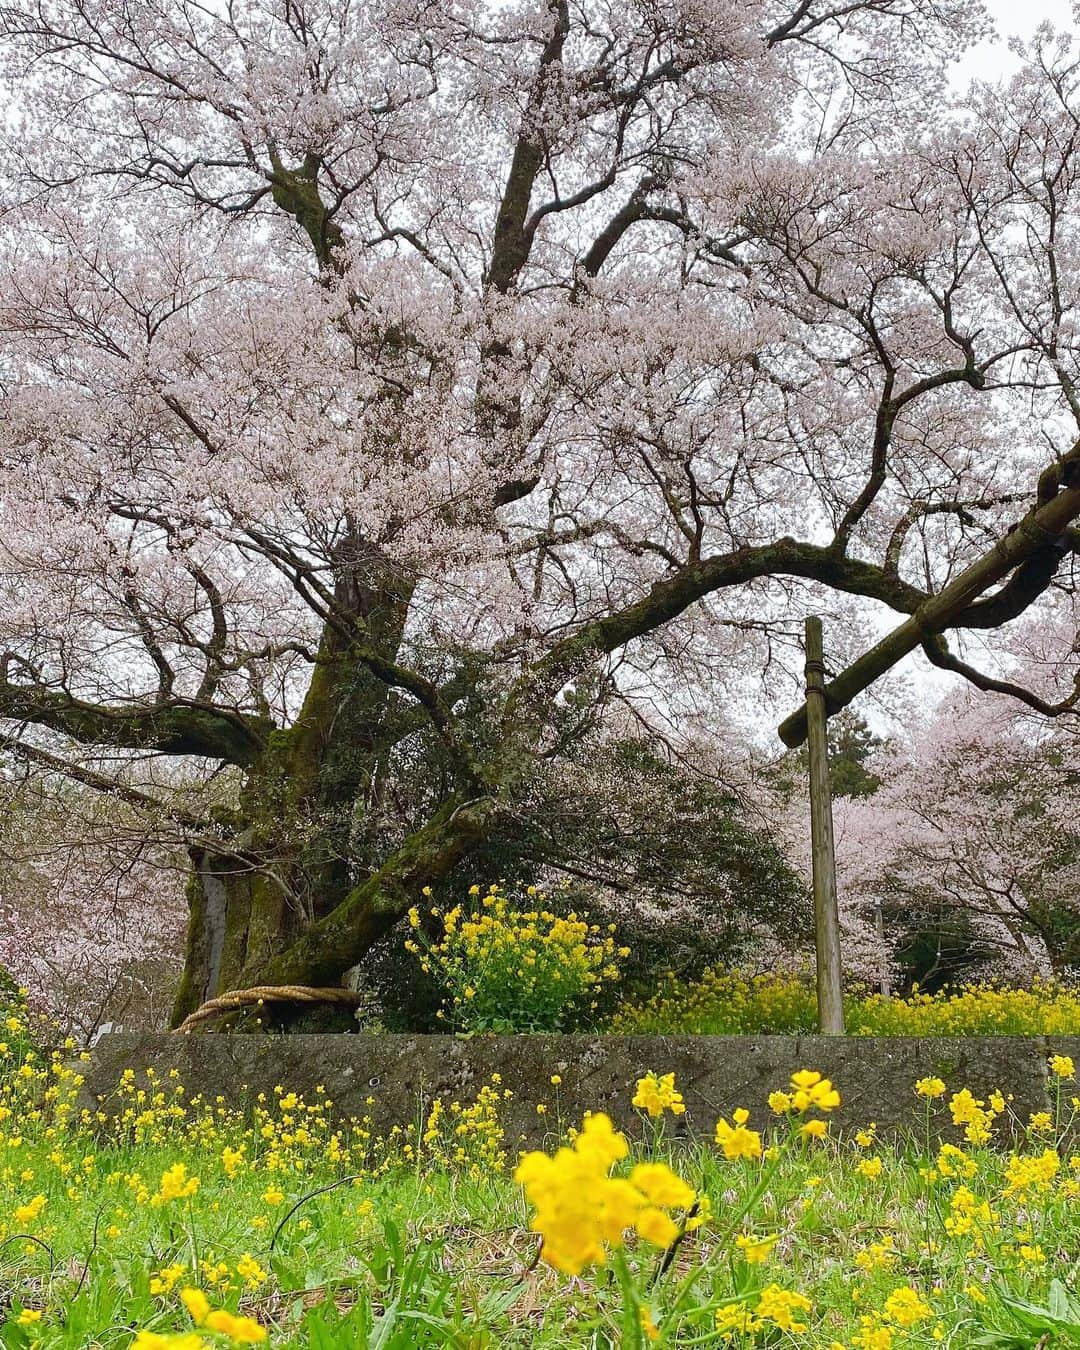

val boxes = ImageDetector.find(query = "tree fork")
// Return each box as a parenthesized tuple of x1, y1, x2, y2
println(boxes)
(250, 795, 496, 991)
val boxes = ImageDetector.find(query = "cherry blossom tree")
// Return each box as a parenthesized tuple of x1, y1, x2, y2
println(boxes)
(834, 691, 1080, 984)
(0, 0, 1079, 1023)
(0, 775, 186, 1035)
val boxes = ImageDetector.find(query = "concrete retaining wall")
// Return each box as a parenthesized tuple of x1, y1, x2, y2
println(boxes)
(79, 1032, 1080, 1146)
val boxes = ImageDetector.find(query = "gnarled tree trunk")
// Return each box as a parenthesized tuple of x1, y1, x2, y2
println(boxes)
(169, 542, 471, 1024)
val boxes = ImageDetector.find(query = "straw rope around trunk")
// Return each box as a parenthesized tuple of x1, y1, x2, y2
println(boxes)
(174, 985, 367, 1034)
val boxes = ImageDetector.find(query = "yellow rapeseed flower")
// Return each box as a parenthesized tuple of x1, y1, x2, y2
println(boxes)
(716, 1303, 760, 1338)
(204, 1311, 267, 1344)
(855, 1238, 897, 1272)
(514, 1113, 692, 1274)
(1002, 1148, 1059, 1199)
(789, 1070, 841, 1112)
(851, 1318, 894, 1349)
(133, 1335, 206, 1350)
(150, 1163, 199, 1207)
(235, 1254, 267, 1288)
(628, 1161, 695, 1209)
(636, 1206, 679, 1247)
(735, 1232, 778, 1264)
(182, 1287, 266, 1344)
(714, 1109, 762, 1161)
(12, 1194, 46, 1227)
(632, 1072, 686, 1119)
(149, 1264, 187, 1295)
(756, 1284, 812, 1333)
(883, 1286, 932, 1327)
(180, 1289, 212, 1324)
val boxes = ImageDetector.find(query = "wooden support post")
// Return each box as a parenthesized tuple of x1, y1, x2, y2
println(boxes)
(805, 616, 845, 1035)
(874, 897, 890, 998)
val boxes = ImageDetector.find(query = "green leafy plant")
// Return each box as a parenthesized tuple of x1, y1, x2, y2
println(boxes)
(405, 883, 626, 1031)
(971, 1281, 1080, 1346)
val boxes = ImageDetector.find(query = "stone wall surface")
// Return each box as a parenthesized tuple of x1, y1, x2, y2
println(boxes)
(79, 1033, 1080, 1146)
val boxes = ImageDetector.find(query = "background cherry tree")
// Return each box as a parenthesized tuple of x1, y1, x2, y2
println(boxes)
(834, 689, 1080, 986)
(0, 0, 1077, 1028)
(0, 775, 185, 1035)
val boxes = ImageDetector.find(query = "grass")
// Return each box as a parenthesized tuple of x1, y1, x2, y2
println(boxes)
(1, 1018, 1080, 1347)
(608, 971, 1080, 1037)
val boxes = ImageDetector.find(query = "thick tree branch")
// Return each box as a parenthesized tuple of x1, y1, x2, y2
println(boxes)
(578, 540, 925, 656)
(778, 480, 1080, 747)
(921, 632, 1080, 718)
(0, 734, 219, 835)
(484, 0, 570, 294)
(254, 794, 495, 987)
(498, 537, 929, 754)
(0, 682, 270, 766)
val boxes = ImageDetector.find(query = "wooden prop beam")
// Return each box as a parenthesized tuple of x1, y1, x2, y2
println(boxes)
(779, 484, 1080, 749)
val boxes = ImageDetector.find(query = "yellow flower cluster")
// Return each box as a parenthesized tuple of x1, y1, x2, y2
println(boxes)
(611, 967, 819, 1035)
(856, 981, 1080, 1036)
(714, 1109, 763, 1161)
(612, 969, 1080, 1037)
(735, 1232, 778, 1263)
(514, 1112, 694, 1273)
(406, 883, 626, 1031)
(843, 1283, 934, 1349)
(948, 1088, 1003, 1146)
(419, 1080, 508, 1173)
(179, 1287, 266, 1343)
(13, 1193, 46, 1228)
(772, 1068, 842, 1114)
(631, 1071, 686, 1119)
(152, 1162, 200, 1206)
(133, 1288, 268, 1347)
(716, 1284, 812, 1338)
(0, 1020, 526, 1300)
(1002, 1147, 1060, 1200)
(764, 1068, 843, 1146)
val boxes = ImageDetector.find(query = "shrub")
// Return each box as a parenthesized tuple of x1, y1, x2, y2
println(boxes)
(474, 736, 812, 998)
(405, 883, 626, 1031)
(344, 734, 811, 1031)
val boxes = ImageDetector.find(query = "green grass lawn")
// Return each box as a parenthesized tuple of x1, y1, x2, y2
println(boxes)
(1, 1023, 1079, 1347)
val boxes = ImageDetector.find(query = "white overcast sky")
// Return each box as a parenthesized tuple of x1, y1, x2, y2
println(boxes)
(958, 0, 1074, 81)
